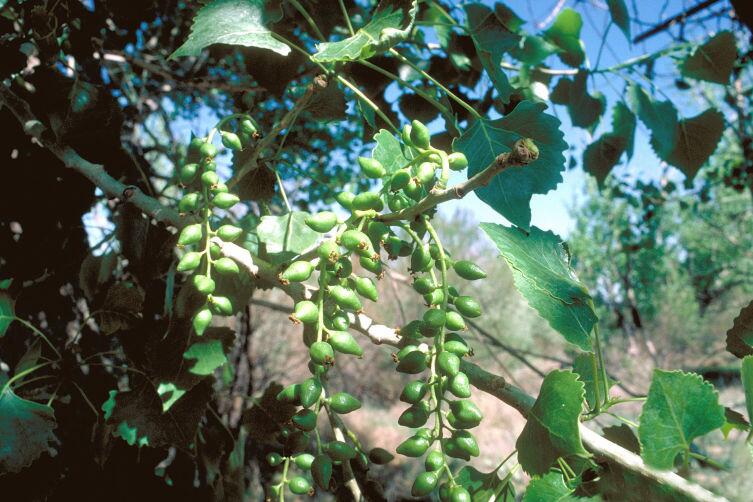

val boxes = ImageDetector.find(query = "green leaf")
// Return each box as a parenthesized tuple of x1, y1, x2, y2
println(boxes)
(312, 0, 418, 62)
(0, 281, 13, 337)
(583, 102, 636, 186)
(455, 465, 515, 501)
(638, 369, 725, 469)
(516, 370, 589, 475)
(257, 211, 320, 261)
(372, 129, 408, 175)
(550, 73, 606, 129)
(606, 0, 630, 40)
(170, 0, 290, 59)
(522, 471, 575, 502)
(102, 378, 212, 449)
(742, 356, 753, 424)
(480, 224, 597, 351)
(184, 339, 228, 375)
(0, 379, 56, 473)
(680, 31, 737, 85)
(464, 3, 515, 103)
(511, 35, 556, 66)
(602, 424, 640, 454)
(726, 300, 753, 358)
(454, 101, 567, 229)
(543, 8, 585, 68)
(629, 84, 724, 180)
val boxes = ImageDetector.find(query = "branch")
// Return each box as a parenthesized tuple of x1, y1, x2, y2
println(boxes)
(632, 0, 721, 44)
(232, 243, 728, 502)
(0, 85, 180, 227)
(378, 138, 539, 223)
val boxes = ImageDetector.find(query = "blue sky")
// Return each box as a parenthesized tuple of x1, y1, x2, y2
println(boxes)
(437, 0, 736, 236)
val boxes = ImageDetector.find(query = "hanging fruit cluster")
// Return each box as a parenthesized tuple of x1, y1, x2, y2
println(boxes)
(174, 116, 488, 501)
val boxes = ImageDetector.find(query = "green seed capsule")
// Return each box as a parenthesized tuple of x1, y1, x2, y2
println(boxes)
(309, 341, 334, 366)
(401, 124, 413, 145)
(199, 142, 217, 159)
(391, 169, 411, 191)
(293, 408, 318, 431)
(193, 307, 212, 336)
(437, 352, 460, 376)
(453, 430, 480, 457)
(423, 288, 445, 306)
(423, 309, 446, 329)
(448, 152, 468, 171)
(368, 447, 394, 465)
(359, 255, 383, 275)
(201, 171, 219, 188)
(216, 225, 242, 242)
(399, 321, 423, 340)
(353, 276, 378, 302)
(328, 392, 361, 414)
(352, 191, 382, 211)
(179, 163, 199, 184)
(415, 426, 433, 440)
(424, 449, 444, 471)
(328, 330, 363, 356)
(412, 277, 436, 295)
(410, 120, 431, 149)
(211, 296, 233, 315)
(404, 178, 424, 201)
(453, 260, 487, 280)
(189, 136, 205, 152)
(445, 311, 466, 331)
(329, 312, 350, 331)
(419, 323, 440, 338)
(220, 131, 243, 151)
(449, 399, 483, 428)
(288, 476, 311, 495)
(177, 251, 202, 272)
(396, 350, 428, 374)
(411, 246, 433, 273)
(209, 243, 222, 259)
(305, 211, 338, 233)
(449, 372, 471, 398)
(294, 453, 315, 470)
(317, 240, 340, 263)
(192, 274, 215, 295)
(292, 300, 318, 325)
(281, 260, 315, 283)
(397, 344, 418, 361)
(240, 119, 257, 135)
(444, 340, 469, 358)
(214, 257, 240, 275)
(266, 452, 283, 466)
(325, 441, 356, 461)
(203, 160, 217, 172)
(311, 454, 332, 489)
(416, 162, 437, 186)
(455, 296, 481, 318)
(299, 377, 322, 408)
(396, 435, 430, 457)
(178, 223, 203, 246)
(340, 229, 370, 252)
(329, 285, 362, 311)
(387, 193, 410, 211)
(412, 471, 438, 497)
(276, 383, 300, 404)
(358, 156, 386, 178)
(210, 183, 228, 195)
(335, 191, 355, 210)
(400, 380, 428, 404)
(178, 192, 201, 213)
(398, 404, 429, 428)
(212, 193, 240, 209)
(449, 486, 472, 502)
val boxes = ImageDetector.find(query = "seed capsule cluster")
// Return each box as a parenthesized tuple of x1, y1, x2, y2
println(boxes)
(175, 116, 486, 500)
(176, 117, 255, 334)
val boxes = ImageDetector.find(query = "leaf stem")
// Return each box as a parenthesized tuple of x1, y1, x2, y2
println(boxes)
(337, 0, 354, 35)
